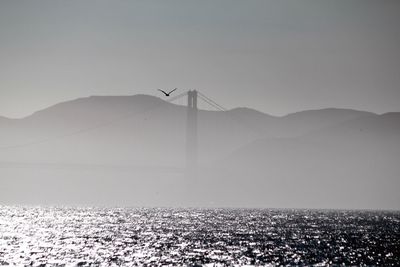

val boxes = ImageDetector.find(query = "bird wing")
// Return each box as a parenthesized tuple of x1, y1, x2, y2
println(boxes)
(158, 89, 168, 95)
(168, 88, 177, 94)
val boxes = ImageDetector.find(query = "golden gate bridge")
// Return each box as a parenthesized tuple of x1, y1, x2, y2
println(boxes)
(0, 90, 264, 175)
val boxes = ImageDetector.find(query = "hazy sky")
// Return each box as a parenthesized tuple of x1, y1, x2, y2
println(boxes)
(0, 0, 399, 118)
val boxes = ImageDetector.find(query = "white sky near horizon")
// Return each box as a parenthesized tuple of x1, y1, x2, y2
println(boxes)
(0, 0, 399, 118)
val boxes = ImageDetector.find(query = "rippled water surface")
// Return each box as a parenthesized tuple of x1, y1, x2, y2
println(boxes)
(0, 206, 399, 266)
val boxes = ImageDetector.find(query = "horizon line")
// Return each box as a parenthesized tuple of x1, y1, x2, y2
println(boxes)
(1, 93, 394, 120)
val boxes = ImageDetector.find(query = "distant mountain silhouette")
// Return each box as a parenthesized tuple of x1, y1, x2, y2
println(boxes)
(0, 94, 398, 209)
(0, 116, 10, 123)
(276, 108, 374, 137)
(211, 112, 400, 209)
(0, 95, 376, 164)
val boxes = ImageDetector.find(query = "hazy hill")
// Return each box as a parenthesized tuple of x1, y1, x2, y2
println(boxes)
(0, 94, 398, 209)
(209, 112, 400, 209)
(305, 112, 400, 140)
(276, 108, 374, 137)
(0, 95, 372, 166)
(0, 116, 11, 124)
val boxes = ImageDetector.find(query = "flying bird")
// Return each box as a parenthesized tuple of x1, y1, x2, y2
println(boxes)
(158, 88, 177, 97)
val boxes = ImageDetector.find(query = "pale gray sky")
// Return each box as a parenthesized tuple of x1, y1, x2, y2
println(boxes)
(1, 0, 399, 118)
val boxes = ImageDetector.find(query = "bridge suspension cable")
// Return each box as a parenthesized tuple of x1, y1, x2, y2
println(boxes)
(197, 92, 227, 111)
(197, 94, 225, 112)
(197, 91, 268, 137)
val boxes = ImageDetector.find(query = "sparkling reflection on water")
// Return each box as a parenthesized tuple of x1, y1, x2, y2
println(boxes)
(0, 206, 399, 266)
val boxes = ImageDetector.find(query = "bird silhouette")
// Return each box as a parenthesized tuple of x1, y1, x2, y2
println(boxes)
(158, 88, 177, 97)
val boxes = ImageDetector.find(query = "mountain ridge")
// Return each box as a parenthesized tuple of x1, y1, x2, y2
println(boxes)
(0, 94, 384, 120)
(1, 94, 399, 209)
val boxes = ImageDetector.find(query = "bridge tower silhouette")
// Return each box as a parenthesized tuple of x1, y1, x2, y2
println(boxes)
(186, 90, 198, 175)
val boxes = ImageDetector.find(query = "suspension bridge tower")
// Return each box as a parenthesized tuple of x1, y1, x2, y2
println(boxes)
(186, 90, 198, 174)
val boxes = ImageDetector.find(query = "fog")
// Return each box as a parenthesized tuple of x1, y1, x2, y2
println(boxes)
(1, 94, 399, 210)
